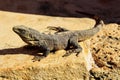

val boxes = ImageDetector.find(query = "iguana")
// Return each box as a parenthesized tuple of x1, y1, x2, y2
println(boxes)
(13, 19, 104, 61)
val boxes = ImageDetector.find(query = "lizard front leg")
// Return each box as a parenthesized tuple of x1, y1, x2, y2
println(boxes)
(63, 36, 82, 57)
(32, 42, 50, 62)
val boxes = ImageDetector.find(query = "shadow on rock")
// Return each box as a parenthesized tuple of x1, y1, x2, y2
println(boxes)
(0, 46, 43, 56)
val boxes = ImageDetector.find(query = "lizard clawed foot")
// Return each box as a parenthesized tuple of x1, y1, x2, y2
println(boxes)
(62, 49, 81, 57)
(62, 52, 72, 57)
(76, 52, 80, 57)
(32, 56, 45, 62)
(62, 50, 74, 57)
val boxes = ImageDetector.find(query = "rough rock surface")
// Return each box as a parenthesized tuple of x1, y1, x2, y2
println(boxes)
(0, 11, 96, 80)
(90, 22, 120, 79)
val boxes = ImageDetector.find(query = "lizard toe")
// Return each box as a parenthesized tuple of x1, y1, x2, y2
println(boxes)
(32, 56, 45, 62)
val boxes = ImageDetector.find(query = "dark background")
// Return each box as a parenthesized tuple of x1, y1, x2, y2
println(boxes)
(0, 0, 120, 23)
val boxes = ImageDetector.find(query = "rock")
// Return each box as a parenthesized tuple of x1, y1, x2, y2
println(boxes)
(90, 21, 120, 79)
(0, 11, 96, 80)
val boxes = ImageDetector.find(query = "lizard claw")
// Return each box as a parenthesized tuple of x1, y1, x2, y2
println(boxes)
(62, 53, 72, 57)
(76, 52, 80, 57)
(32, 56, 45, 62)
(62, 50, 73, 57)
(63, 49, 81, 57)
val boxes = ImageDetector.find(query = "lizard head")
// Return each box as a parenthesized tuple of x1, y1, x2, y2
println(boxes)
(13, 25, 40, 45)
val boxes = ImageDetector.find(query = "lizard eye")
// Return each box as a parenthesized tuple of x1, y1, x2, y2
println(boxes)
(19, 29, 26, 34)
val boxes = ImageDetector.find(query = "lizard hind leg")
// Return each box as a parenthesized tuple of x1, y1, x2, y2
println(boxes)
(47, 26, 69, 33)
(63, 36, 82, 57)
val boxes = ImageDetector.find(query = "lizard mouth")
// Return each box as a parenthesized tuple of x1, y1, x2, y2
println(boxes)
(13, 27, 19, 33)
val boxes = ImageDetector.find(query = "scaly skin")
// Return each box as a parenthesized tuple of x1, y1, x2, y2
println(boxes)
(13, 19, 104, 61)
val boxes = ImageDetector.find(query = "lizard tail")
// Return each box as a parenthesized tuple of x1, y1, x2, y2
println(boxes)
(94, 18, 104, 29)
(76, 10, 104, 28)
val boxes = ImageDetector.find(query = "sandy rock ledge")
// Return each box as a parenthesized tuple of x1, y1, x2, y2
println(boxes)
(0, 11, 96, 80)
